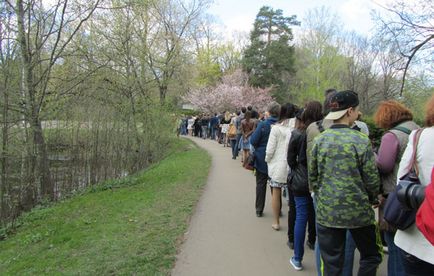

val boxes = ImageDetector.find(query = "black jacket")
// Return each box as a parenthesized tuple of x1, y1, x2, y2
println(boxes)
(287, 129, 309, 196)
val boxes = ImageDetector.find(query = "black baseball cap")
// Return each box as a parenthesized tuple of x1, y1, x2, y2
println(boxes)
(324, 90, 359, 120)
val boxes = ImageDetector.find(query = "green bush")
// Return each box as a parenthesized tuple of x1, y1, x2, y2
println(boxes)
(363, 116, 384, 150)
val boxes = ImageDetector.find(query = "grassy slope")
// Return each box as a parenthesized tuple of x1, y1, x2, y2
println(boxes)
(0, 138, 211, 275)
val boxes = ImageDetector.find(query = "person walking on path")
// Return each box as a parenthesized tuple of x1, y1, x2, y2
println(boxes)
(265, 103, 295, 231)
(308, 90, 382, 275)
(201, 114, 210, 139)
(194, 116, 202, 137)
(228, 114, 238, 159)
(209, 113, 219, 141)
(394, 94, 434, 274)
(220, 111, 232, 147)
(373, 100, 419, 276)
(287, 102, 322, 271)
(187, 116, 195, 136)
(241, 110, 257, 166)
(235, 108, 246, 158)
(306, 89, 370, 276)
(250, 103, 280, 217)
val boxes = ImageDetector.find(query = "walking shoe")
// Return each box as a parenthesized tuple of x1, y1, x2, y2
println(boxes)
(306, 240, 315, 250)
(256, 211, 263, 217)
(290, 257, 303, 271)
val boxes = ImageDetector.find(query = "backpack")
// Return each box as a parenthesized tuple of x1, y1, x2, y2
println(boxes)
(227, 123, 237, 138)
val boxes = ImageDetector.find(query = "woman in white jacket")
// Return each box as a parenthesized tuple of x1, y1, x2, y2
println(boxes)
(265, 103, 296, 230)
(394, 94, 434, 274)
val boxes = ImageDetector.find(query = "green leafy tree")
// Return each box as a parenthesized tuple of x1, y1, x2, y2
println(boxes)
(291, 7, 344, 103)
(194, 50, 222, 86)
(242, 6, 300, 102)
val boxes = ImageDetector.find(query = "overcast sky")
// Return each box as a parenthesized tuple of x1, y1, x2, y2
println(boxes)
(207, 0, 390, 37)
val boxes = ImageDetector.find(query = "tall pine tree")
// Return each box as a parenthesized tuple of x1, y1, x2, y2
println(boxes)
(242, 6, 300, 102)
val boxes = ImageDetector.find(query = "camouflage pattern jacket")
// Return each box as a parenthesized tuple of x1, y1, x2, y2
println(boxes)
(309, 125, 380, 228)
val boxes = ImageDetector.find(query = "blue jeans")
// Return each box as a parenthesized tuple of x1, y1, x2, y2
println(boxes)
(201, 126, 208, 139)
(210, 127, 216, 140)
(294, 196, 310, 262)
(384, 231, 405, 276)
(229, 139, 237, 158)
(235, 134, 242, 156)
(343, 231, 356, 276)
(181, 125, 187, 135)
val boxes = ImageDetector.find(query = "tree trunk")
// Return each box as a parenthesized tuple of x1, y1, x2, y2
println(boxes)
(91, 122, 99, 185)
(17, 0, 54, 201)
(159, 85, 167, 104)
(32, 115, 54, 200)
(20, 121, 36, 212)
(1, 81, 9, 221)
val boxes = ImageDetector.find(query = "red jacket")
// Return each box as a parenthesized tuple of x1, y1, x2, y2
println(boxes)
(416, 167, 434, 246)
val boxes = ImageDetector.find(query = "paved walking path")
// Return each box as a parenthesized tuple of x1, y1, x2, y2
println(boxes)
(172, 136, 387, 276)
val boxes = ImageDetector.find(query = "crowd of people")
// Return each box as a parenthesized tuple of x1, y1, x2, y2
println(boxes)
(178, 106, 262, 161)
(179, 90, 434, 276)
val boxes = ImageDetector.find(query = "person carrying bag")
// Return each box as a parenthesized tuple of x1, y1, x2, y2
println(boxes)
(383, 128, 423, 230)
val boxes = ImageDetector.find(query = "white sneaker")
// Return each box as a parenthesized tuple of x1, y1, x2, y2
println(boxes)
(290, 257, 303, 271)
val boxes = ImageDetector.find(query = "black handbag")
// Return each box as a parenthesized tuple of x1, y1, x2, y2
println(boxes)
(383, 128, 423, 230)
(288, 166, 309, 194)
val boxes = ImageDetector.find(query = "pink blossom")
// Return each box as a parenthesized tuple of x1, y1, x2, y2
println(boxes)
(183, 69, 274, 113)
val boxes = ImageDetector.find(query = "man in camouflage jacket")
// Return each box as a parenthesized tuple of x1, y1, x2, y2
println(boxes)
(309, 90, 382, 276)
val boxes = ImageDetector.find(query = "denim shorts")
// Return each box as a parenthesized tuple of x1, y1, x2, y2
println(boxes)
(269, 179, 286, 188)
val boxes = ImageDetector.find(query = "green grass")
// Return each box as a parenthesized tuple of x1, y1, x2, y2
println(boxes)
(0, 138, 211, 275)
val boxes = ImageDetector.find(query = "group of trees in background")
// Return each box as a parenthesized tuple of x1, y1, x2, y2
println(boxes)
(0, 0, 216, 226)
(186, 1, 432, 120)
(239, 3, 433, 117)
(0, 0, 432, 226)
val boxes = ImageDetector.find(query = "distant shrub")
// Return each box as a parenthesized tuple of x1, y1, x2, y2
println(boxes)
(363, 116, 384, 151)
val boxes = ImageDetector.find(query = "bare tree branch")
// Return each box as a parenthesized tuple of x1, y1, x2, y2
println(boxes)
(399, 34, 434, 95)
(373, 0, 433, 96)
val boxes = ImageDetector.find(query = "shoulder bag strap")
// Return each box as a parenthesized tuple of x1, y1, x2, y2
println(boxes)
(409, 128, 423, 176)
(392, 126, 412, 135)
(316, 120, 324, 133)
